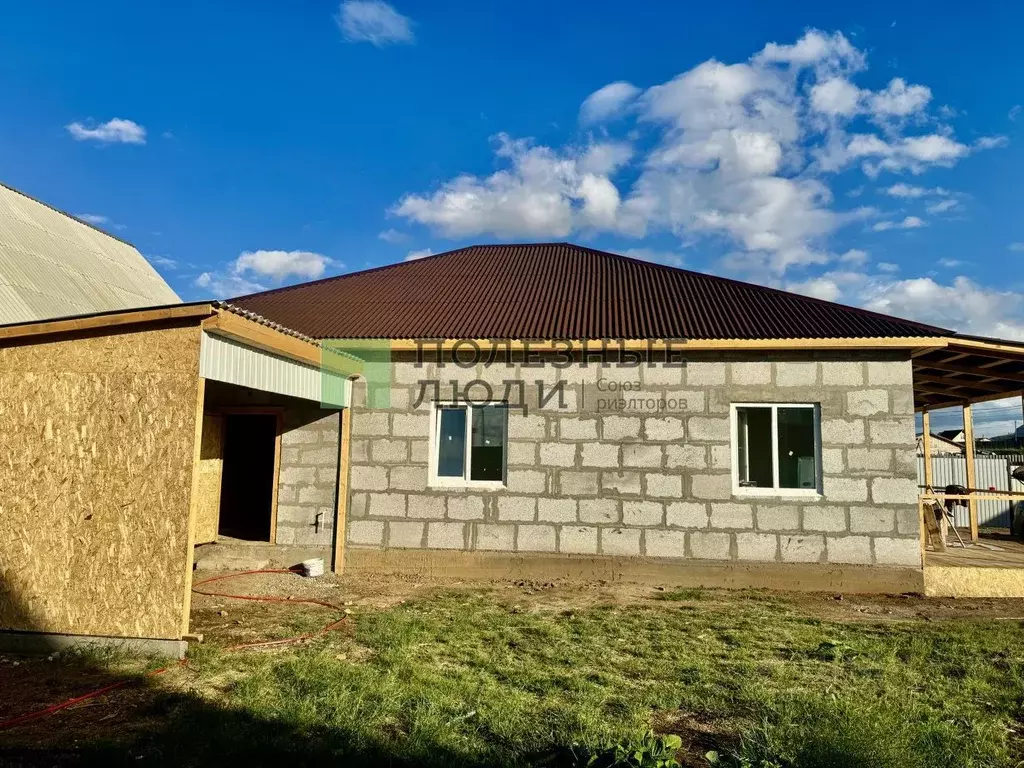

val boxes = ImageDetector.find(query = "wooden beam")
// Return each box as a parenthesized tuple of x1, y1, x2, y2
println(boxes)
(181, 377, 208, 637)
(0, 304, 215, 343)
(915, 382, 968, 399)
(203, 310, 322, 367)
(947, 338, 1024, 359)
(913, 387, 1024, 411)
(332, 410, 353, 574)
(914, 373, 1007, 393)
(922, 410, 933, 491)
(963, 402, 978, 542)
(917, 360, 1024, 385)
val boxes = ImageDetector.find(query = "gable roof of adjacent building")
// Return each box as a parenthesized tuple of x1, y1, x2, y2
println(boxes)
(231, 242, 950, 341)
(0, 182, 180, 325)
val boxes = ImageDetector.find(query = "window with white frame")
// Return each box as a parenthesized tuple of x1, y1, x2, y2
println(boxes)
(431, 403, 508, 486)
(731, 403, 821, 495)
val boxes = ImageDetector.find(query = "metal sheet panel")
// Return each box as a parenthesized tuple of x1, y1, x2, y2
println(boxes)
(918, 453, 1024, 527)
(0, 183, 180, 324)
(199, 331, 349, 407)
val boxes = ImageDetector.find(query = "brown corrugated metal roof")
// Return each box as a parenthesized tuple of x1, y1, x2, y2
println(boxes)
(230, 243, 950, 340)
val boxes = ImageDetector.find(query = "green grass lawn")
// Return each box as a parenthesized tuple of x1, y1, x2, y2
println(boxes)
(3, 586, 1024, 767)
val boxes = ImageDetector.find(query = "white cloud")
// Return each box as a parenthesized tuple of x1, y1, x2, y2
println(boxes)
(233, 249, 333, 281)
(938, 258, 963, 268)
(378, 228, 409, 244)
(872, 215, 926, 231)
(877, 261, 900, 273)
(337, 1, 413, 46)
(75, 213, 109, 225)
(580, 82, 640, 124)
(195, 272, 266, 299)
(393, 29, 998, 277)
(838, 248, 869, 265)
(1010, 105, 1022, 121)
(66, 118, 146, 144)
(404, 247, 434, 261)
(622, 247, 685, 267)
(146, 254, 178, 270)
(1009, 242, 1024, 252)
(925, 198, 959, 215)
(883, 183, 950, 198)
(973, 135, 1009, 150)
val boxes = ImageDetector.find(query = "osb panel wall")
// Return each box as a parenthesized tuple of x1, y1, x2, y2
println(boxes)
(193, 414, 224, 545)
(0, 324, 203, 640)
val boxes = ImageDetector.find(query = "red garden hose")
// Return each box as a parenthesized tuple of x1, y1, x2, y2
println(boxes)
(0, 568, 349, 730)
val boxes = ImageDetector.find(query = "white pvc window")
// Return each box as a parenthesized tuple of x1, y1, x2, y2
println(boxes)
(730, 403, 821, 497)
(429, 403, 508, 487)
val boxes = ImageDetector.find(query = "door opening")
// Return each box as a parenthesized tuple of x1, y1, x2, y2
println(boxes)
(218, 413, 278, 541)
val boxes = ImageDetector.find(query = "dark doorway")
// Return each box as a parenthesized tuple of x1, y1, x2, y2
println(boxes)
(218, 413, 277, 541)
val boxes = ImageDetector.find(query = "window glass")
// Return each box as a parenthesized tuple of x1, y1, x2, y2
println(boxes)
(436, 407, 466, 477)
(777, 407, 816, 489)
(736, 406, 773, 488)
(470, 406, 506, 481)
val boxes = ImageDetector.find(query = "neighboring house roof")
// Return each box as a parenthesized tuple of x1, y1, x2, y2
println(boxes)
(232, 242, 950, 340)
(938, 429, 966, 442)
(916, 432, 964, 453)
(0, 182, 179, 324)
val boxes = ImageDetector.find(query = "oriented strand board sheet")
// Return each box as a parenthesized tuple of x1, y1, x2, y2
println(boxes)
(193, 414, 224, 545)
(0, 323, 202, 640)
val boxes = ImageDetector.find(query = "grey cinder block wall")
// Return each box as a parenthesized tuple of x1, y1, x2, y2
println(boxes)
(344, 353, 921, 568)
(276, 407, 341, 547)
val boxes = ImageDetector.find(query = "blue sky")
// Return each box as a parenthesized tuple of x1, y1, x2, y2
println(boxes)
(1, 0, 1023, 433)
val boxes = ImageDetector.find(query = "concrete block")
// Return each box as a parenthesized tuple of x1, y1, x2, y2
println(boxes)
(643, 362, 685, 387)
(350, 465, 388, 491)
(349, 492, 368, 519)
(821, 418, 865, 446)
(580, 442, 619, 468)
(847, 448, 892, 472)
(686, 361, 726, 386)
(780, 534, 825, 563)
(560, 470, 600, 496)
(896, 507, 920, 535)
(300, 445, 340, 466)
(351, 412, 389, 437)
(602, 415, 641, 441)
(756, 505, 801, 531)
(710, 444, 731, 470)
(498, 495, 536, 522)
(387, 521, 425, 548)
(368, 492, 406, 518)
(730, 362, 771, 386)
(893, 448, 917, 476)
(279, 466, 316, 485)
(348, 520, 384, 546)
(394, 361, 433, 385)
(827, 535, 872, 565)
(775, 362, 818, 387)
(710, 502, 754, 529)
(392, 413, 429, 438)
(600, 527, 641, 556)
(622, 500, 664, 526)
(507, 469, 547, 494)
(277, 486, 298, 504)
(475, 523, 516, 552)
(690, 473, 732, 500)
(317, 466, 340, 484)
(390, 465, 428, 491)
(821, 361, 864, 387)
(850, 506, 895, 533)
(538, 498, 578, 523)
(560, 525, 598, 554)
(507, 441, 538, 466)
(645, 529, 688, 558)
(517, 525, 557, 553)
(645, 472, 683, 498)
(802, 506, 847, 532)
(821, 448, 845, 474)
(281, 446, 301, 464)
(389, 387, 411, 410)
(823, 477, 868, 503)
(508, 414, 548, 439)
(601, 470, 641, 496)
(688, 416, 730, 442)
(846, 389, 889, 417)
(665, 444, 707, 470)
(579, 498, 618, 524)
(891, 389, 915, 416)
(427, 522, 466, 550)
(409, 439, 429, 464)
(448, 495, 486, 520)
(690, 531, 731, 560)
(560, 417, 599, 440)
(370, 438, 408, 464)
(406, 494, 445, 519)
(540, 442, 577, 467)
(867, 360, 912, 386)
(666, 501, 709, 528)
(298, 486, 335, 505)
(736, 532, 778, 561)
(622, 443, 663, 468)
(873, 536, 921, 567)
(871, 477, 918, 505)
(644, 416, 684, 441)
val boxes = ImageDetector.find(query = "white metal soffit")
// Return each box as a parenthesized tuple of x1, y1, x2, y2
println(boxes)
(199, 331, 350, 407)
(0, 183, 180, 325)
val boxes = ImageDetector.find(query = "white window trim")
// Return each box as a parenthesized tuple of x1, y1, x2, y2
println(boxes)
(427, 402, 508, 489)
(729, 402, 823, 498)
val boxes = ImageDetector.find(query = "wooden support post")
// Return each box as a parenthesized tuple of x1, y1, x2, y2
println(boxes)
(921, 410, 933, 491)
(332, 406, 353, 574)
(963, 402, 978, 542)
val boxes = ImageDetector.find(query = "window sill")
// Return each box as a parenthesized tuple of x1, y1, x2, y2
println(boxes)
(733, 488, 823, 501)
(428, 480, 508, 491)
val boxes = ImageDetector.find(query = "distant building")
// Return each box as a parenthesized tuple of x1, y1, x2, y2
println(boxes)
(937, 428, 966, 444)
(0, 181, 179, 324)
(916, 432, 964, 454)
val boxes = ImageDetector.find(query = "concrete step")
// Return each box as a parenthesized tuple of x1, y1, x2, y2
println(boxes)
(194, 540, 332, 571)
